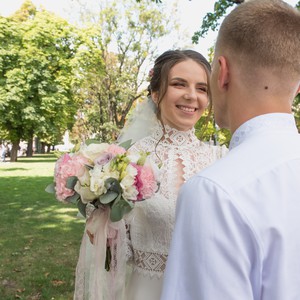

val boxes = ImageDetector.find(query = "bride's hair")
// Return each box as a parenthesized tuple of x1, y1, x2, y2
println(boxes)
(150, 49, 212, 123)
(118, 49, 212, 146)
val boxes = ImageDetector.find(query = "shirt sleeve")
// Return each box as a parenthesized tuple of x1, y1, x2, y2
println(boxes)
(161, 176, 260, 300)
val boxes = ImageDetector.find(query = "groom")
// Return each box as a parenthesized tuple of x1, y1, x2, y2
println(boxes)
(161, 0, 300, 299)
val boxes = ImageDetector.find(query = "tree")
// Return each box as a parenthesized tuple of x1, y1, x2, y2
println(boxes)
(72, 0, 177, 143)
(0, 1, 81, 160)
(192, 0, 300, 43)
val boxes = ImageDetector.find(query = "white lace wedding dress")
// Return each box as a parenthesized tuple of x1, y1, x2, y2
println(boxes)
(74, 124, 227, 300)
(125, 124, 227, 300)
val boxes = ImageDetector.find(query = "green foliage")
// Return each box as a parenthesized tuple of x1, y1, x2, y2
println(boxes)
(293, 94, 300, 131)
(192, 0, 240, 43)
(71, 0, 173, 143)
(195, 110, 231, 147)
(0, 3, 81, 156)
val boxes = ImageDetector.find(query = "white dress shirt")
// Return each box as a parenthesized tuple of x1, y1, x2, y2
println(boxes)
(161, 113, 300, 300)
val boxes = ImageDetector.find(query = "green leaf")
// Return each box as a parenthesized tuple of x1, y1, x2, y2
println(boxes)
(77, 199, 87, 218)
(66, 192, 80, 204)
(118, 139, 132, 150)
(45, 183, 55, 194)
(110, 196, 133, 222)
(99, 191, 119, 204)
(104, 178, 122, 194)
(66, 176, 78, 189)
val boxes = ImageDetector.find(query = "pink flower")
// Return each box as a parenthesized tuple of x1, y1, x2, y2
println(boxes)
(132, 163, 157, 201)
(54, 153, 89, 202)
(106, 144, 126, 156)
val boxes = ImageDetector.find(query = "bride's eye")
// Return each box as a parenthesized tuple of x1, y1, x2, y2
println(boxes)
(197, 86, 208, 93)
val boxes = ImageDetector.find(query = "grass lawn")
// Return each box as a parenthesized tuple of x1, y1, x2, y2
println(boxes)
(0, 154, 85, 300)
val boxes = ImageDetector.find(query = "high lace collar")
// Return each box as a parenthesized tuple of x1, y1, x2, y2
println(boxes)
(229, 113, 297, 150)
(151, 123, 198, 146)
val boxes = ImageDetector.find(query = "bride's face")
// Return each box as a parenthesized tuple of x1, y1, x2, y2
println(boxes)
(155, 59, 209, 131)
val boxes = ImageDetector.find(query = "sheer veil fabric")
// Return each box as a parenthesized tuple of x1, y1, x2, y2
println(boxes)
(117, 97, 158, 145)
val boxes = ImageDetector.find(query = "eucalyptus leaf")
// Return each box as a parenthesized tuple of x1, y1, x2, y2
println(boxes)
(66, 192, 81, 204)
(45, 183, 55, 194)
(105, 178, 122, 194)
(118, 139, 132, 150)
(77, 199, 87, 218)
(110, 196, 133, 222)
(99, 191, 119, 204)
(66, 176, 78, 189)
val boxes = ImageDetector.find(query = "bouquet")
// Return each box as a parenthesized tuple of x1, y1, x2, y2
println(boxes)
(46, 140, 159, 222)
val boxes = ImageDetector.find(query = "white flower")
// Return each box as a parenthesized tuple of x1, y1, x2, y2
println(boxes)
(77, 167, 91, 185)
(122, 185, 138, 201)
(74, 182, 97, 204)
(90, 164, 120, 196)
(79, 143, 110, 161)
(120, 164, 138, 200)
(89, 165, 107, 196)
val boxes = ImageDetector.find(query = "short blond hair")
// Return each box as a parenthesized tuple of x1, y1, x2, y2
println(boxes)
(215, 0, 300, 77)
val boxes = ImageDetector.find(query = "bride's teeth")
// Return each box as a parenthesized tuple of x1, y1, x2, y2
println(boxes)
(178, 106, 195, 112)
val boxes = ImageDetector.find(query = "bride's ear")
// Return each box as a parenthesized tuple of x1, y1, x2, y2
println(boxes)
(151, 92, 159, 105)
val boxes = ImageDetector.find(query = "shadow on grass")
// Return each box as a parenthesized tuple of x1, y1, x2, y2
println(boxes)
(0, 175, 84, 299)
(1, 167, 28, 171)
(13, 154, 58, 164)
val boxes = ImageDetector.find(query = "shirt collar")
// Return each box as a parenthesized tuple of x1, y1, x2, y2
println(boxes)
(229, 113, 297, 150)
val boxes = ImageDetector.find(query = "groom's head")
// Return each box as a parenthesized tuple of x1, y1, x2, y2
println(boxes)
(211, 0, 300, 132)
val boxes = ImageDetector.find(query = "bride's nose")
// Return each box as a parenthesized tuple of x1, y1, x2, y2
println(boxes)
(183, 88, 197, 101)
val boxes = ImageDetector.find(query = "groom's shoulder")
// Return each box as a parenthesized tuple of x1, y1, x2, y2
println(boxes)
(193, 131, 300, 188)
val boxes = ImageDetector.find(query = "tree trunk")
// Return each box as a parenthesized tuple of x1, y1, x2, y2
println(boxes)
(10, 140, 20, 162)
(46, 144, 51, 153)
(41, 142, 46, 154)
(27, 137, 33, 157)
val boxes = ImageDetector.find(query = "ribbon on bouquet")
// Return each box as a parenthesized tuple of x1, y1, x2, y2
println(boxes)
(74, 207, 127, 300)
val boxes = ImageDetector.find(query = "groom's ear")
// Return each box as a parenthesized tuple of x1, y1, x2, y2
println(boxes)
(218, 56, 230, 92)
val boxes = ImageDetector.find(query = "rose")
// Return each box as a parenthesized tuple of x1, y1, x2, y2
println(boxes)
(79, 143, 110, 161)
(94, 153, 113, 166)
(74, 167, 97, 203)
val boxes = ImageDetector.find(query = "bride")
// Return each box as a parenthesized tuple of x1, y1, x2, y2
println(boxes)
(74, 49, 227, 299)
